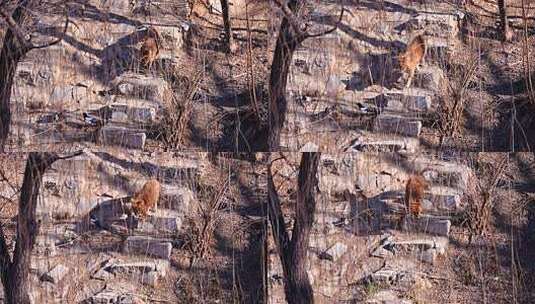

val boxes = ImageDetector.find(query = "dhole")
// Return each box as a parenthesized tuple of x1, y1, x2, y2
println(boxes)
(404, 174, 429, 217)
(140, 27, 160, 70)
(131, 179, 161, 218)
(398, 34, 426, 88)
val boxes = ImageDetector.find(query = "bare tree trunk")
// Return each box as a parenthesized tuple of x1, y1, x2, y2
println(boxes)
(0, 1, 68, 152)
(268, 152, 320, 304)
(220, 0, 236, 53)
(267, 0, 307, 151)
(0, 2, 34, 152)
(0, 152, 81, 304)
(267, 0, 343, 150)
(498, 0, 511, 42)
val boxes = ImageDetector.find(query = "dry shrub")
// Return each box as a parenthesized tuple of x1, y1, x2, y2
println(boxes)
(436, 51, 479, 145)
(462, 154, 508, 243)
(160, 67, 204, 148)
(183, 162, 230, 266)
(454, 252, 479, 286)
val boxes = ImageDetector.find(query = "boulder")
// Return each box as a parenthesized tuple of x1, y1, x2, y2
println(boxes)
(323, 242, 348, 262)
(97, 126, 146, 150)
(123, 236, 173, 259)
(374, 114, 422, 137)
(414, 65, 444, 92)
(41, 264, 69, 284)
(112, 73, 170, 102)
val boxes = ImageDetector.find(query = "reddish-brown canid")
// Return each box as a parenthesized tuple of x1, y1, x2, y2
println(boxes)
(131, 179, 161, 218)
(140, 27, 161, 70)
(404, 174, 429, 217)
(398, 34, 427, 88)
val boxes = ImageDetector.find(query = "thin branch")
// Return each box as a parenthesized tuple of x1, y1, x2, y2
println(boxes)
(0, 168, 18, 195)
(0, 3, 70, 51)
(56, 150, 84, 160)
(305, 6, 345, 39)
(273, 0, 345, 40)
(272, 0, 306, 37)
(0, 6, 32, 49)
(29, 7, 69, 50)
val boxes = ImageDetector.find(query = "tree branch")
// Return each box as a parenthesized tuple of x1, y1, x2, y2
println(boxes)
(29, 7, 70, 50)
(305, 6, 345, 39)
(0, 6, 32, 49)
(273, 0, 345, 40)
(272, 0, 307, 38)
(0, 4, 70, 51)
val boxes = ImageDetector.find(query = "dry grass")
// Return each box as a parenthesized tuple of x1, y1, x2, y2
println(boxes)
(160, 66, 204, 149)
(183, 159, 231, 267)
(436, 50, 480, 146)
(462, 154, 509, 242)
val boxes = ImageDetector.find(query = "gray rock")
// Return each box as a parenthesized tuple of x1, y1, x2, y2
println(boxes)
(108, 259, 169, 276)
(414, 160, 471, 191)
(426, 188, 462, 212)
(319, 174, 355, 196)
(426, 36, 453, 64)
(34, 235, 57, 256)
(374, 115, 422, 137)
(89, 290, 135, 304)
(371, 91, 431, 113)
(412, 12, 463, 38)
(50, 85, 92, 105)
(112, 73, 170, 102)
(160, 186, 195, 212)
(347, 136, 419, 153)
(154, 25, 185, 50)
(147, 212, 182, 232)
(92, 267, 114, 281)
(414, 216, 451, 236)
(366, 290, 413, 304)
(91, 258, 117, 281)
(75, 279, 106, 303)
(324, 242, 348, 262)
(98, 126, 146, 150)
(370, 269, 400, 285)
(41, 264, 69, 284)
(394, 237, 448, 254)
(415, 66, 444, 92)
(123, 236, 173, 259)
(140, 271, 159, 287)
(109, 104, 157, 124)
(299, 142, 319, 152)
(420, 248, 438, 264)
(325, 75, 345, 98)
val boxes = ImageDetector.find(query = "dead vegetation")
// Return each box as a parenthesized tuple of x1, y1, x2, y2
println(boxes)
(462, 154, 509, 243)
(160, 67, 204, 149)
(436, 50, 480, 146)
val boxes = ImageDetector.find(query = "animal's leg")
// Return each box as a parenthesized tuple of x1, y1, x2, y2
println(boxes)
(405, 68, 415, 88)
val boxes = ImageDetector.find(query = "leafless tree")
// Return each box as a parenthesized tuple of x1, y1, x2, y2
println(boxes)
(267, 152, 320, 303)
(497, 0, 512, 42)
(220, 0, 236, 53)
(0, 151, 81, 304)
(267, 0, 344, 151)
(0, 0, 69, 152)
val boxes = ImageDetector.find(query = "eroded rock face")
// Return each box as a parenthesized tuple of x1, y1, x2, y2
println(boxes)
(123, 236, 173, 260)
(112, 73, 171, 103)
(374, 114, 422, 137)
(38, 151, 198, 221)
(97, 126, 147, 150)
